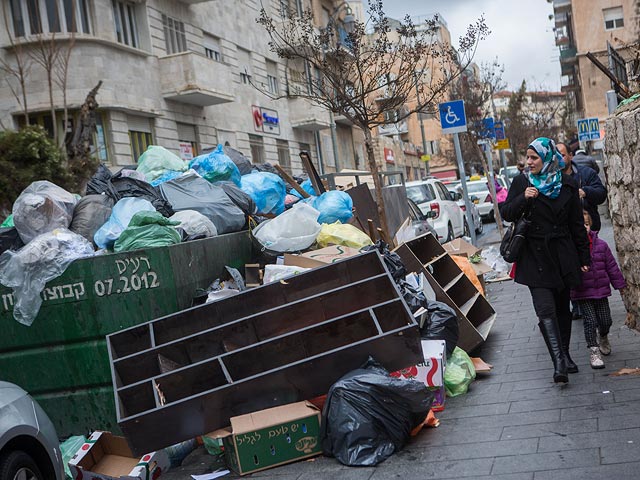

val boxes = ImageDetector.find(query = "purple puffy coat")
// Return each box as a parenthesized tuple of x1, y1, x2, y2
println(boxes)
(570, 231, 626, 300)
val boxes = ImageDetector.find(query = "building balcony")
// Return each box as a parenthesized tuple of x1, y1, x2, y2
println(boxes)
(378, 120, 408, 136)
(158, 52, 234, 107)
(554, 12, 569, 27)
(289, 97, 331, 131)
(559, 46, 577, 62)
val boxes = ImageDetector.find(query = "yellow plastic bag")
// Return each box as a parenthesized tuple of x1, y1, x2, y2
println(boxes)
(316, 222, 373, 249)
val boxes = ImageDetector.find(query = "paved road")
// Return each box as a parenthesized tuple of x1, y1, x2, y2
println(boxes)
(166, 219, 640, 479)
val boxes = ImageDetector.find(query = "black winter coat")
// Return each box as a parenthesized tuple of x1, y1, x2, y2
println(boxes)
(567, 163, 607, 232)
(500, 174, 590, 290)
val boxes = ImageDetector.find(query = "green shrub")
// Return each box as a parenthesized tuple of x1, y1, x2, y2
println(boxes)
(0, 126, 75, 215)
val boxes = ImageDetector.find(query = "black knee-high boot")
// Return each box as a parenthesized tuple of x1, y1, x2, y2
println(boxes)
(559, 316, 579, 373)
(539, 317, 569, 383)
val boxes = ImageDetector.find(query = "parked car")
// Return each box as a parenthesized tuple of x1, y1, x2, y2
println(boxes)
(448, 188, 483, 235)
(406, 199, 438, 240)
(499, 166, 521, 183)
(405, 179, 465, 243)
(0, 382, 63, 480)
(461, 177, 507, 221)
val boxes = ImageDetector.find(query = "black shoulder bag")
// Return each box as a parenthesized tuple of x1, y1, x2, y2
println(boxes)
(500, 196, 534, 263)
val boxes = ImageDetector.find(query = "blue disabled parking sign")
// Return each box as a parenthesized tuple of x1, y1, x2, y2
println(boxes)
(439, 100, 467, 134)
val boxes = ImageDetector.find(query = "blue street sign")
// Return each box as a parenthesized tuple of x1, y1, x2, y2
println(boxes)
(577, 117, 600, 141)
(481, 117, 496, 139)
(494, 121, 505, 140)
(439, 100, 467, 134)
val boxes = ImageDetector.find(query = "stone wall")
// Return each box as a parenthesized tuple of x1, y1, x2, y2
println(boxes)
(604, 101, 640, 329)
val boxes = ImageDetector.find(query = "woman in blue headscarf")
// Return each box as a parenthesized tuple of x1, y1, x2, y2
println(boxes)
(500, 137, 590, 384)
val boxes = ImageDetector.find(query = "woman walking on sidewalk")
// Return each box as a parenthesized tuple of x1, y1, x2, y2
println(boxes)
(571, 211, 626, 369)
(500, 137, 590, 384)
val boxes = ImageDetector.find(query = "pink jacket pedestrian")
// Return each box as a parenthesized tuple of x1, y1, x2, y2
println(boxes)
(570, 230, 626, 300)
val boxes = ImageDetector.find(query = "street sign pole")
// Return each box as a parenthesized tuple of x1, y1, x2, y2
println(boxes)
(453, 132, 476, 245)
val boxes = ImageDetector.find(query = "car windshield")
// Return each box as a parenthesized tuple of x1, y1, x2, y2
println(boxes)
(406, 185, 435, 203)
(464, 181, 489, 194)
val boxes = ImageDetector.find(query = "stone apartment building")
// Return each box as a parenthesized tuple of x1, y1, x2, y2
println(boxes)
(0, 0, 370, 174)
(551, 0, 636, 129)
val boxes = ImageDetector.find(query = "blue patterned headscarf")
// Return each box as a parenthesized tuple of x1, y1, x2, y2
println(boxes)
(526, 137, 565, 199)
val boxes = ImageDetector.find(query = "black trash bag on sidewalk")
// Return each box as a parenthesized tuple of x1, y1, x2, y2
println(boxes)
(420, 300, 459, 357)
(321, 357, 434, 467)
(398, 280, 428, 314)
(361, 241, 406, 282)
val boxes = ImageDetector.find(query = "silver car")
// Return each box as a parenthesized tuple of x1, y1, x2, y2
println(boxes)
(0, 382, 63, 480)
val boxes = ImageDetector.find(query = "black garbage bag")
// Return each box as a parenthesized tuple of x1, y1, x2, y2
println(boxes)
(251, 163, 279, 175)
(86, 164, 113, 195)
(361, 241, 406, 282)
(107, 176, 174, 217)
(0, 228, 23, 255)
(159, 173, 246, 234)
(321, 357, 434, 467)
(69, 194, 114, 246)
(398, 280, 428, 314)
(420, 300, 459, 357)
(218, 181, 256, 216)
(223, 146, 253, 176)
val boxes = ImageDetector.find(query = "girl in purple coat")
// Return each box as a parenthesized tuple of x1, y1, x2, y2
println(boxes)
(570, 211, 626, 369)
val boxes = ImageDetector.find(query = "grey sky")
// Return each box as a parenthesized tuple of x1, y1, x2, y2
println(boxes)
(365, 0, 561, 92)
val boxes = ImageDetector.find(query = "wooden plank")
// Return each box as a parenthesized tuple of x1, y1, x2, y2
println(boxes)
(299, 151, 326, 194)
(274, 164, 310, 198)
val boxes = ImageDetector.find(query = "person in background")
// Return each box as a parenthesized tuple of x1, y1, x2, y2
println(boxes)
(556, 142, 607, 232)
(500, 137, 590, 384)
(570, 211, 626, 369)
(572, 149, 600, 174)
(517, 159, 526, 175)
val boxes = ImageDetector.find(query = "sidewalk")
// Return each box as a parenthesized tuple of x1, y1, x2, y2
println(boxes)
(167, 221, 640, 479)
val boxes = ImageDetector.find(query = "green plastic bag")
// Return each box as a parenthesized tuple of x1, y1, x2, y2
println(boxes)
(1, 214, 13, 228)
(60, 435, 86, 479)
(444, 347, 476, 397)
(136, 145, 188, 182)
(114, 211, 181, 252)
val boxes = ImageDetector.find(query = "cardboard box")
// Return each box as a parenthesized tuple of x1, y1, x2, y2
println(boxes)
(391, 340, 447, 411)
(68, 431, 170, 480)
(443, 238, 493, 278)
(217, 401, 322, 476)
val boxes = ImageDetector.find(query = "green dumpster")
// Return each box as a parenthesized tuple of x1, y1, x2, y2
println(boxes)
(0, 231, 252, 437)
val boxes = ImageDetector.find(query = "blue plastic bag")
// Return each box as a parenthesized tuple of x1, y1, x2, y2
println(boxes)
(291, 179, 317, 199)
(94, 197, 155, 250)
(312, 190, 353, 224)
(189, 144, 241, 186)
(240, 172, 286, 215)
(150, 170, 183, 186)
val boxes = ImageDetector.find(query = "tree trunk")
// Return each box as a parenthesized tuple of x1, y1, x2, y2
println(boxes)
(604, 106, 640, 331)
(363, 128, 390, 243)
(48, 74, 58, 142)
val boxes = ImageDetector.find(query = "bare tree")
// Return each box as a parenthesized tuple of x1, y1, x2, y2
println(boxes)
(0, 1, 32, 123)
(54, 33, 77, 149)
(257, 0, 488, 237)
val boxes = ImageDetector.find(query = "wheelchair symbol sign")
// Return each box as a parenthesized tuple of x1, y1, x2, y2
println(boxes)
(439, 100, 467, 134)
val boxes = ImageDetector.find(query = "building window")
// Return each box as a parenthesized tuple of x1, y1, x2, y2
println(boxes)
(603, 6, 624, 30)
(177, 123, 198, 160)
(163, 14, 187, 54)
(248, 134, 265, 164)
(266, 60, 279, 94)
(9, 0, 91, 37)
(276, 139, 291, 172)
(238, 48, 252, 84)
(129, 131, 152, 162)
(113, 0, 139, 48)
(94, 113, 109, 162)
(204, 33, 222, 62)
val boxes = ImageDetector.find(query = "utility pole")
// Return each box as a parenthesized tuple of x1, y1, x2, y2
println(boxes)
(414, 70, 430, 176)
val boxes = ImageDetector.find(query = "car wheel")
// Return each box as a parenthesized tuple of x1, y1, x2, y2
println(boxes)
(463, 219, 470, 237)
(0, 451, 44, 480)
(446, 222, 454, 242)
(476, 217, 484, 234)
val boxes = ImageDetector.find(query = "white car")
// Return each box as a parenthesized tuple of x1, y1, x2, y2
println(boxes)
(405, 179, 465, 243)
(447, 188, 483, 235)
(462, 177, 507, 221)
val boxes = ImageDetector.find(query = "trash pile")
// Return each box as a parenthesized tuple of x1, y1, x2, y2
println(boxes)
(0, 143, 502, 479)
(0, 144, 360, 325)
